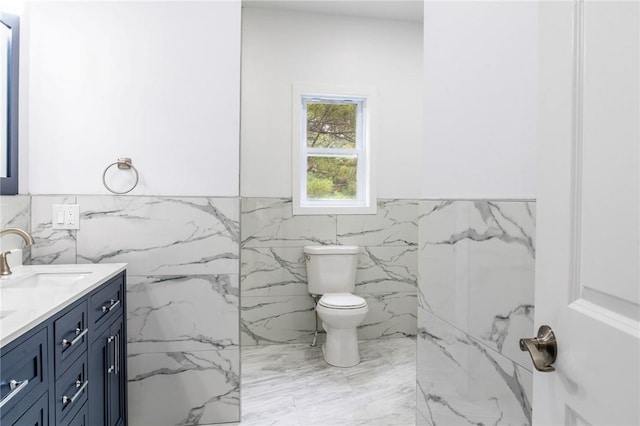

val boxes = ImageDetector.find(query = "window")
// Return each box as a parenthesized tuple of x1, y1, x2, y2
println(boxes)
(292, 85, 376, 215)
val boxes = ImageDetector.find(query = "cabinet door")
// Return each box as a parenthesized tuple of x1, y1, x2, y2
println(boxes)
(88, 324, 110, 426)
(63, 401, 88, 426)
(108, 316, 125, 426)
(88, 314, 126, 426)
(8, 391, 48, 426)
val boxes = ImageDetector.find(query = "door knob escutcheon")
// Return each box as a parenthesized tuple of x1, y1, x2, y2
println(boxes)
(519, 325, 557, 372)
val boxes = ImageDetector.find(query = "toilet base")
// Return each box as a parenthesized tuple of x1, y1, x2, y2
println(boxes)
(321, 325, 361, 367)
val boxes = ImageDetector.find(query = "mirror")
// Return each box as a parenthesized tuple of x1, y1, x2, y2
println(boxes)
(0, 12, 19, 195)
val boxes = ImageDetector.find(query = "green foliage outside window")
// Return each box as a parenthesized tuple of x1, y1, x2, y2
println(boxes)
(307, 103, 357, 149)
(305, 101, 359, 200)
(307, 156, 357, 199)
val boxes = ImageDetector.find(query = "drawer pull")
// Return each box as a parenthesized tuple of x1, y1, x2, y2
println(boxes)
(0, 379, 29, 409)
(115, 333, 120, 374)
(107, 335, 115, 374)
(62, 327, 88, 348)
(101, 299, 121, 314)
(62, 379, 88, 406)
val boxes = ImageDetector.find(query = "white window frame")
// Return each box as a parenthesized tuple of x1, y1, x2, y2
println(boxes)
(292, 84, 377, 215)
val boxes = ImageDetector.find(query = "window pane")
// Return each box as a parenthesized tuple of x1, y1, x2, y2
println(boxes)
(306, 103, 357, 149)
(307, 156, 357, 200)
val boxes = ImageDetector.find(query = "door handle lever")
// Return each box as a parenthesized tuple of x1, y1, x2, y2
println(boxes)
(519, 325, 557, 372)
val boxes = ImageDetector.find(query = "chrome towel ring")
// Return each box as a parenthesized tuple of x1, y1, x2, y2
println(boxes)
(102, 158, 139, 194)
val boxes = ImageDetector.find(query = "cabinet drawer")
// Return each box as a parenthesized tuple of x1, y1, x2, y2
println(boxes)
(55, 354, 88, 423)
(54, 301, 88, 378)
(0, 328, 48, 418)
(2, 390, 48, 426)
(63, 401, 88, 426)
(89, 274, 124, 332)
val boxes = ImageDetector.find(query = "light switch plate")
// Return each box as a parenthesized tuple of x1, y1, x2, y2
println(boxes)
(52, 204, 80, 230)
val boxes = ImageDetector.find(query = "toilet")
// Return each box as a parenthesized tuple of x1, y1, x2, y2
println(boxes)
(304, 245, 369, 367)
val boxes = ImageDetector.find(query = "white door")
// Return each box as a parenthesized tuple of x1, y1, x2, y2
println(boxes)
(533, 0, 640, 424)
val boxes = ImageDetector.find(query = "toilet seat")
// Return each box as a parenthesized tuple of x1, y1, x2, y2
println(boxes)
(318, 293, 367, 310)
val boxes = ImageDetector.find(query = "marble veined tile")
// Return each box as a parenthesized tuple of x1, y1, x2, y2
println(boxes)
(358, 292, 417, 339)
(238, 394, 299, 426)
(239, 338, 415, 426)
(242, 245, 418, 297)
(241, 198, 336, 248)
(420, 200, 535, 257)
(242, 291, 416, 345)
(241, 295, 316, 345)
(30, 196, 77, 265)
(128, 349, 239, 425)
(364, 335, 416, 366)
(337, 199, 418, 246)
(291, 341, 415, 425)
(76, 196, 239, 275)
(0, 195, 31, 254)
(127, 274, 239, 354)
(241, 247, 308, 297)
(417, 308, 532, 426)
(357, 246, 417, 293)
(419, 200, 535, 366)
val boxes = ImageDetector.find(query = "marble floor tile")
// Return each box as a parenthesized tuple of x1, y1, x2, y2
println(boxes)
(237, 337, 416, 426)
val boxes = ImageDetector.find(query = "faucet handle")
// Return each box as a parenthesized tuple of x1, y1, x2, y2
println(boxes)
(0, 251, 12, 276)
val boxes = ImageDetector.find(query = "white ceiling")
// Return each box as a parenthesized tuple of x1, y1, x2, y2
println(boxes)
(242, 0, 424, 23)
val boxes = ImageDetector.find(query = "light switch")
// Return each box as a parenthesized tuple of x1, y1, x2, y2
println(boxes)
(52, 204, 80, 230)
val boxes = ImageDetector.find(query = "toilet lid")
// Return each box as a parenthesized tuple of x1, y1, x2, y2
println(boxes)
(318, 293, 367, 309)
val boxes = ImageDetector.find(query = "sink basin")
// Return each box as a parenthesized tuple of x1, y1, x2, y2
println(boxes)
(0, 263, 127, 348)
(0, 272, 90, 289)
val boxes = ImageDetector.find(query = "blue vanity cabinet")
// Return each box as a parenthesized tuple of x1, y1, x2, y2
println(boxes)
(0, 327, 49, 425)
(87, 272, 127, 426)
(89, 313, 126, 426)
(53, 300, 89, 379)
(3, 391, 49, 425)
(65, 397, 89, 426)
(0, 270, 127, 426)
(107, 315, 126, 426)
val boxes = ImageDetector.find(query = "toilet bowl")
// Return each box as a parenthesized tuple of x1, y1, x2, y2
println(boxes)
(316, 293, 369, 367)
(304, 245, 369, 367)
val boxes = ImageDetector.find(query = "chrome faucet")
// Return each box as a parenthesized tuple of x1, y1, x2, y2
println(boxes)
(0, 228, 35, 275)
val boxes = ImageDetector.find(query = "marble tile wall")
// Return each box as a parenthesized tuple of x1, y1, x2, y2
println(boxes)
(417, 200, 535, 425)
(28, 195, 241, 425)
(0, 195, 32, 263)
(241, 198, 418, 345)
(5, 193, 536, 424)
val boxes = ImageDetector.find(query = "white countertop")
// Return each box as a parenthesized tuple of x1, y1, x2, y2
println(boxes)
(0, 263, 127, 347)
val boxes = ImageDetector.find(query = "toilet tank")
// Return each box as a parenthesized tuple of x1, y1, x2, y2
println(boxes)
(304, 245, 359, 295)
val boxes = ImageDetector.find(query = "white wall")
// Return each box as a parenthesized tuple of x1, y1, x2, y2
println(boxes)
(241, 7, 423, 199)
(422, 2, 537, 199)
(27, 1, 240, 196)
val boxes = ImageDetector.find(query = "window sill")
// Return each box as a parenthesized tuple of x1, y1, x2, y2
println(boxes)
(293, 202, 377, 216)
